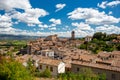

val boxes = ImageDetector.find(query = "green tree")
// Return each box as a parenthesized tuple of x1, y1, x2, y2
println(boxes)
(58, 68, 104, 80)
(102, 44, 114, 52)
(93, 32, 106, 40)
(99, 73, 106, 80)
(0, 57, 34, 80)
(27, 58, 36, 75)
(117, 44, 120, 50)
(80, 68, 99, 80)
(40, 68, 52, 78)
(79, 44, 87, 49)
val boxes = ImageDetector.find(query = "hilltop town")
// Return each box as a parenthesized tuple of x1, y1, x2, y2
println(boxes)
(13, 31, 120, 80)
(0, 0, 120, 80)
(0, 31, 120, 80)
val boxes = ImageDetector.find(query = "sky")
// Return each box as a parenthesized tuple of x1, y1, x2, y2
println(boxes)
(0, 0, 120, 37)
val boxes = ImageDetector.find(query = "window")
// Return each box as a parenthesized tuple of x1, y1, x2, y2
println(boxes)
(40, 65, 42, 69)
(66, 68, 70, 71)
(111, 74, 116, 79)
(50, 67, 53, 72)
(46, 66, 48, 69)
(77, 67, 79, 72)
(42, 53, 45, 56)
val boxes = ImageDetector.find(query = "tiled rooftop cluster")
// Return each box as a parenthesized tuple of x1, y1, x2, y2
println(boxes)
(72, 51, 120, 72)
(19, 34, 120, 73)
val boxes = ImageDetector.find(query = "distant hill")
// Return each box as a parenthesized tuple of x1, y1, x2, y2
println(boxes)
(0, 34, 40, 40)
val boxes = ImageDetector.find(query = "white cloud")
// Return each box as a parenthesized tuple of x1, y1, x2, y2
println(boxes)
(25, 8, 48, 17)
(55, 3, 66, 12)
(0, 14, 24, 34)
(97, 1, 120, 9)
(38, 24, 49, 28)
(0, 14, 13, 31)
(72, 22, 94, 37)
(49, 18, 61, 27)
(0, 0, 48, 27)
(0, 0, 50, 35)
(38, 18, 62, 29)
(72, 22, 93, 31)
(11, 8, 48, 26)
(67, 8, 119, 25)
(48, 27, 56, 30)
(97, 1, 108, 9)
(95, 25, 120, 34)
(0, 0, 31, 11)
(108, 11, 112, 15)
(0, 14, 11, 22)
(107, 1, 120, 7)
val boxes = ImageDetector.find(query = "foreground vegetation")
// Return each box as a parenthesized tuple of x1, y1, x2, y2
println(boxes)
(79, 32, 120, 54)
(58, 68, 106, 80)
(0, 56, 106, 80)
(0, 35, 111, 80)
(0, 56, 34, 80)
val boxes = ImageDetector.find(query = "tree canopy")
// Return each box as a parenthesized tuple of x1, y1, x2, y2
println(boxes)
(58, 68, 106, 80)
(79, 32, 119, 54)
(0, 57, 34, 80)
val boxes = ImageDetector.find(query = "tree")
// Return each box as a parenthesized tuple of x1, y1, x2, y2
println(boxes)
(79, 68, 99, 80)
(117, 44, 120, 50)
(79, 44, 87, 49)
(27, 58, 36, 75)
(102, 44, 114, 52)
(93, 32, 106, 40)
(99, 73, 106, 80)
(40, 68, 52, 78)
(58, 68, 105, 80)
(0, 57, 34, 80)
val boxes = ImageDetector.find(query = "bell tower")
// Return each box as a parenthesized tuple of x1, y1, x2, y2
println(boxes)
(71, 31, 75, 40)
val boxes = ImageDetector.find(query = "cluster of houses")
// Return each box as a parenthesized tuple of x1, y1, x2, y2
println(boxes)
(112, 35, 120, 44)
(18, 31, 120, 80)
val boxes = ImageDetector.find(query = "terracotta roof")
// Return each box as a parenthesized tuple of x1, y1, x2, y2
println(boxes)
(41, 49, 54, 52)
(112, 60, 120, 67)
(79, 54, 96, 62)
(72, 51, 120, 72)
(39, 58, 63, 66)
(98, 52, 111, 58)
(111, 51, 120, 55)
(72, 60, 120, 72)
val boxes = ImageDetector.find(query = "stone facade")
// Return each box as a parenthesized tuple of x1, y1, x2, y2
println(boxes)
(71, 51, 120, 80)
(85, 36, 92, 42)
(41, 49, 54, 58)
(39, 59, 65, 76)
(71, 63, 120, 80)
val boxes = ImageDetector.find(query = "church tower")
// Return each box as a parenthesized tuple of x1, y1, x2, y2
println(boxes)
(71, 31, 75, 40)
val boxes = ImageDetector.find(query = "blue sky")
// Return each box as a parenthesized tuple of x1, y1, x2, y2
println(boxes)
(0, 0, 120, 37)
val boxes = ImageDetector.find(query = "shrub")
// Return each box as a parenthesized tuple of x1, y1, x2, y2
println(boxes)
(0, 57, 34, 80)
(40, 69, 52, 78)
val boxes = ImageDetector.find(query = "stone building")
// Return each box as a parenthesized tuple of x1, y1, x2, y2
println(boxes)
(71, 51, 120, 80)
(40, 49, 54, 58)
(39, 58, 65, 76)
(44, 34, 58, 41)
(85, 36, 92, 42)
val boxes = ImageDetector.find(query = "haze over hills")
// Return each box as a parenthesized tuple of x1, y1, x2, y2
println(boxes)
(0, 34, 71, 40)
(0, 34, 40, 40)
